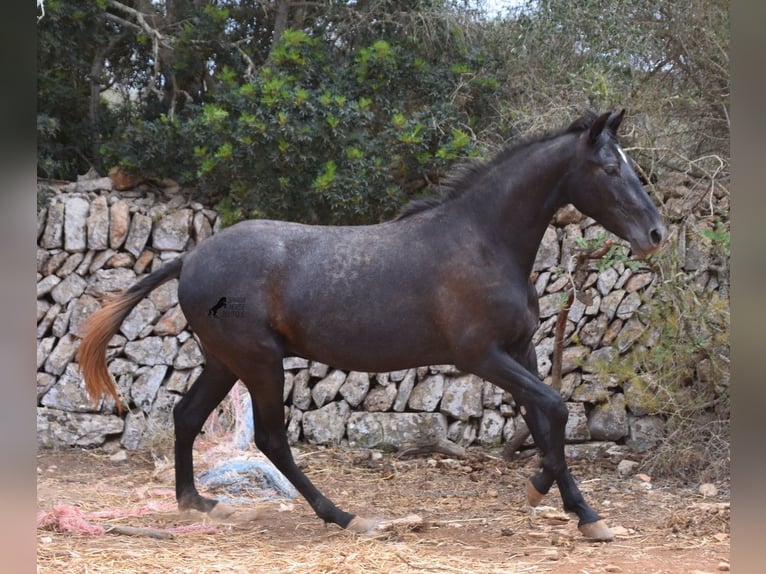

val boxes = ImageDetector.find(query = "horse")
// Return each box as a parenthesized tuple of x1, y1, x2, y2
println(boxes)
(77, 109, 666, 541)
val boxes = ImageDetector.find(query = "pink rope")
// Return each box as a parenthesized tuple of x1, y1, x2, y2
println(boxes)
(36, 503, 219, 537)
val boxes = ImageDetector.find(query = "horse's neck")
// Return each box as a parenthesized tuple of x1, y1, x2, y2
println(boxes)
(474, 136, 575, 274)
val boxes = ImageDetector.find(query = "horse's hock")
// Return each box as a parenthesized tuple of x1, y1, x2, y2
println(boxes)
(37, 178, 718, 455)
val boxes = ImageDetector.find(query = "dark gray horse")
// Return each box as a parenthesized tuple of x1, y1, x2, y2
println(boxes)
(78, 109, 666, 541)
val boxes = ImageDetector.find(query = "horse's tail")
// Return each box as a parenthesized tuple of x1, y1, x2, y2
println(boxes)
(77, 256, 185, 413)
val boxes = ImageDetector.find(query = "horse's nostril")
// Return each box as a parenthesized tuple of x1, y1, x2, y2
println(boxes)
(649, 227, 665, 246)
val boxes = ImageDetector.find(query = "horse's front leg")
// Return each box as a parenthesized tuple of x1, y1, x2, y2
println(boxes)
(472, 342, 613, 540)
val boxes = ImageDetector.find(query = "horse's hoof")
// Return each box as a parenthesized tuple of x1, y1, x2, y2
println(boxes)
(346, 515, 383, 534)
(526, 478, 546, 507)
(578, 519, 614, 541)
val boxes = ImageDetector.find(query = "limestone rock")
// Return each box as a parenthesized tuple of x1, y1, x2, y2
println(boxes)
(339, 371, 370, 408)
(51, 274, 86, 306)
(109, 200, 130, 249)
(37, 274, 61, 298)
(441, 375, 484, 421)
(587, 394, 629, 441)
(44, 334, 79, 376)
(302, 401, 350, 446)
(37, 407, 124, 448)
(311, 369, 346, 407)
(534, 226, 559, 271)
(153, 209, 192, 251)
(41, 201, 65, 249)
(393, 369, 417, 412)
(478, 409, 505, 446)
(362, 383, 398, 412)
(64, 197, 90, 252)
(124, 336, 178, 366)
(124, 213, 153, 257)
(86, 268, 137, 297)
(347, 412, 448, 449)
(40, 363, 98, 413)
(174, 338, 204, 369)
(565, 402, 591, 441)
(408, 374, 444, 412)
(130, 365, 168, 413)
(153, 305, 187, 336)
(86, 195, 110, 250)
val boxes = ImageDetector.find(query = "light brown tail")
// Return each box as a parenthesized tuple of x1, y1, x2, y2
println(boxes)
(77, 256, 185, 413)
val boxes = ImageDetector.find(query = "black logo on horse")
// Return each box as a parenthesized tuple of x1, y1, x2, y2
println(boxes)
(208, 297, 227, 317)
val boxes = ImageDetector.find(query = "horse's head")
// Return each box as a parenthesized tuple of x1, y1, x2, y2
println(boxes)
(563, 110, 666, 258)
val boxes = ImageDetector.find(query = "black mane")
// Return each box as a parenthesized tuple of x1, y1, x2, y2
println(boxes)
(395, 110, 598, 221)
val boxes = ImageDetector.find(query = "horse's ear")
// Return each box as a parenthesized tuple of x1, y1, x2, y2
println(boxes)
(588, 112, 611, 145)
(606, 109, 626, 134)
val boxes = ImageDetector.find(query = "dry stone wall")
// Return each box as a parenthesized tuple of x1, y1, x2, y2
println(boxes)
(36, 177, 714, 456)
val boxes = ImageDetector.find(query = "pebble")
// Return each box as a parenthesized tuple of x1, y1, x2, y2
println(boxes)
(699, 482, 718, 497)
(718, 561, 730, 571)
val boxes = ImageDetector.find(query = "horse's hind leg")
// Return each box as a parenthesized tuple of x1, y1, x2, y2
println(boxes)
(237, 357, 374, 532)
(173, 354, 237, 514)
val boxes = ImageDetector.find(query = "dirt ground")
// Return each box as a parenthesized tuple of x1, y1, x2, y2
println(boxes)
(37, 443, 730, 574)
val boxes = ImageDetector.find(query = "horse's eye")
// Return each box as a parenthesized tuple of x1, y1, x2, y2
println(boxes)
(603, 164, 620, 176)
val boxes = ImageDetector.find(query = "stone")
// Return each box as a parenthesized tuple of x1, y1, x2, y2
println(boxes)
(75, 176, 113, 193)
(571, 375, 610, 403)
(58, 252, 85, 276)
(362, 383, 398, 412)
(347, 412, 448, 449)
(626, 415, 665, 452)
(477, 409, 505, 446)
(534, 226, 560, 271)
(37, 248, 51, 275)
(37, 303, 61, 339)
(582, 346, 618, 372)
(408, 374, 444, 412)
(559, 372, 580, 401)
(587, 394, 629, 441)
(286, 407, 303, 445)
(153, 209, 192, 251)
(600, 290, 625, 321)
(106, 252, 135, 268)
(309, 361, 330, 378)
(37, 407, 124, 448)
(86, 268, 137, 297)
(37, 372, 57, 402)
(37, 206, 48, 241)
(51, 303, 72, 338)
(291, 370, 312, 410)
(554, 205, 583, 225)
(312, 369, 347, 407)
(561, 346, 588, 374)
(339, 371, 371, 408)
(597, 267, 619, 296)
(174, 338, 204, 369)
(139, 388, 180, 450)
(86, 195, 110, 250)
(42, 250, 68, 276)
(166, 369, 192, 394)
(616, 292, 642, 320)
(153, 305, 188, 336)
(37, 337, 55, 369)
(192, 211, 213, 243)
(44, 334, 79, 376)
(283, 357, 309, 370)
(51, 273, 87, 305)
(623, 377, 660, 416)
(147, 279, 179, 312)
(40, 363, 99, 413)
(447, 419, 477, 445)
(579, 314, 608, 348)
(392, 369, 417, 412)
(131, 365, 168, 413)
(616, 318, 646, 353)
(616, 459, 640, 477)
(69, 294, 101, 336)
(63, 197, 90, 252)
(124, 336, 178, 366)
(565, 402, 591, 441)
(482, 380, 504, 408)
(565, 441, 614, 460)
(124, 213, 153, 257)
(440, 375, 485, 421)
(119, 298, 159, 341)
(37, 274, 61, 298)
(538, 292, 569, 319)
(282, 371, 294, 402)
(625, 272, 654, 292)
(302, 401, 350, 446)
(109, 200, 131, 249)
(41, 201, 65, 249)
(134, 249, 154, 274)
(75, 250, 96, 276)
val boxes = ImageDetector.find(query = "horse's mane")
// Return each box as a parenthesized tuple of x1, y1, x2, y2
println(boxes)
(395, 110, 598, 221)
